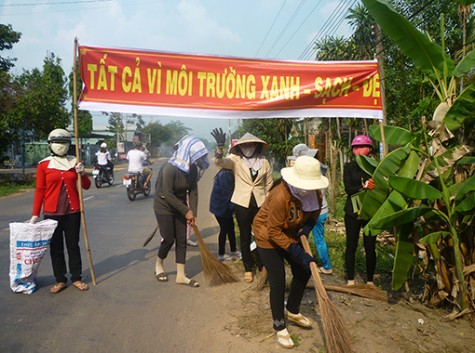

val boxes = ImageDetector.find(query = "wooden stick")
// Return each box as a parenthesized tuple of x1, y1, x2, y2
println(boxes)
(73, 38, 96, 286)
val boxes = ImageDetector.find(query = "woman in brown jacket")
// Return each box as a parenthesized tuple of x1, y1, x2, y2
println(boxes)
(211, 129, 273, 283)
(253, 155, 328, 349)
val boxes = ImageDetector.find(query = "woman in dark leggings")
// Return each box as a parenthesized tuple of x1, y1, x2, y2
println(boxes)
(343, 135, 377, 286)
(253, 156, 328, 348)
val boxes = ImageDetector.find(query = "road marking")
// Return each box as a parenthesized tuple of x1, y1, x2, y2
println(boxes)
(83, 196, 94, 201)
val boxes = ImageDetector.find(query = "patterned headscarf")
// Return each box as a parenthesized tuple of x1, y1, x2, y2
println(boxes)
(168, 135, 209, 173)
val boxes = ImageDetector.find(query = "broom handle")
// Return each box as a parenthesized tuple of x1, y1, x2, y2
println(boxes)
(300, 235, 330, 301)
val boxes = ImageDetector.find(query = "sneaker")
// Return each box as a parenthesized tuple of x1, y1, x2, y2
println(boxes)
(187, 239, 198, 247)
(230, 251, 241, 260)
(317, 267, 333, 275)
(218, 254, 231, 262)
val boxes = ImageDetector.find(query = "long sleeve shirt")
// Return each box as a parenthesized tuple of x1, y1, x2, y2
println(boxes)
(32, 160, 91, 216)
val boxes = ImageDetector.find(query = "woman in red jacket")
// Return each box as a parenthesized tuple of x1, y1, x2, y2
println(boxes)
(30, 128, 91, 294)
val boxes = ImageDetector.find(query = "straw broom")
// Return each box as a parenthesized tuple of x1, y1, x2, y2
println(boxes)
(192, 224, 238, 286)
(324, 284, 388, 302)
(300, 235, 354, 353)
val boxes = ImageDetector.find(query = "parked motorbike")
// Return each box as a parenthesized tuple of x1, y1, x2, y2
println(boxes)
(93, 164, 114, 188)
(122, 172, 151, 201)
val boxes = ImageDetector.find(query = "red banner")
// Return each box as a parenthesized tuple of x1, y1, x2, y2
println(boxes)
(78, 45, 382, 119)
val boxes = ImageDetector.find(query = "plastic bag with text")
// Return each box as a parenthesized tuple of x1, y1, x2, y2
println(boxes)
(9, 219, 58, 294)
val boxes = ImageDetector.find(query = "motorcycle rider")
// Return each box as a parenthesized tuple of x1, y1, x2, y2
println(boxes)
(126, 142, 152, 188)
(95, 142, 114, 178)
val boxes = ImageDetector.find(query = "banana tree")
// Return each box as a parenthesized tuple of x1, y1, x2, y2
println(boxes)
(360, 0, 475, 314)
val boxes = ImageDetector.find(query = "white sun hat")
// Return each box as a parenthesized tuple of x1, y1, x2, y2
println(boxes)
(281, 155, 329, 190)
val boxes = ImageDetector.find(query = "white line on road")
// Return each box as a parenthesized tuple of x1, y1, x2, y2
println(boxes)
(83, 196, 94, 201)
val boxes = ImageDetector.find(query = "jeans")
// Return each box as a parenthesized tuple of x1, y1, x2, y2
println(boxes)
(312, 212, 332, 270)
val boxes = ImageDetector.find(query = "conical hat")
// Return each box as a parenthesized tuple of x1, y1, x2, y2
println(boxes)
(229, 132, 268, 154)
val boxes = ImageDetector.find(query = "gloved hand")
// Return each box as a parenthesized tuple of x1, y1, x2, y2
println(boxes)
(75, 163, 85, 175)
(210, 128, 226, 148)
(29, 216, 39, 224)
(297, 219, 316, 238)
(286, 243, 315, 268)
(364, 178, 375, 190)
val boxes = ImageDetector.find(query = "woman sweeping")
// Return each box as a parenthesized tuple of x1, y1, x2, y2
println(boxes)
(153, 136, 209, 287)
(253, 156, 328, 348)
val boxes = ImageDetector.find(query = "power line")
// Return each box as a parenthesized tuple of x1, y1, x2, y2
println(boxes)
(254, 0, 287, 57)
(264, 0, 308, 58)
(273, 0, 324, 58)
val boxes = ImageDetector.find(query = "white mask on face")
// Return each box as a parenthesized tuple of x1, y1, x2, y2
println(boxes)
(240, 146, 256, 158)
(50, 142, 70, 156)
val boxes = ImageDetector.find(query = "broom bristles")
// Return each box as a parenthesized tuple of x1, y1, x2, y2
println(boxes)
(302, 236, 354, 353)
(324, 284, 388, 302)
(192, 225, 238, 286)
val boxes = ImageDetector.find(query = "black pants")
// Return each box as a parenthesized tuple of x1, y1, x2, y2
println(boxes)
(234, 198, 260, 272)
(344, 214, 376, 282)
(155, 213, 187, 264)
(45, 212, 82, 284)
(215, 215, 237, 255)
(258, 247, 311, 331)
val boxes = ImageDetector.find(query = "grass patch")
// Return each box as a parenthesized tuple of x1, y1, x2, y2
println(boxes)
(0, 182, 35, 197)
(309, 229, 395, 281)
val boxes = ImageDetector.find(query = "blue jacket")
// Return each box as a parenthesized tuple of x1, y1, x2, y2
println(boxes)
(209, 169, 235, 218)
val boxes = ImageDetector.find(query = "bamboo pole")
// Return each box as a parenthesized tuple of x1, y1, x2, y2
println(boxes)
(375, 23, 388, 158)
(73, 38, 96, 285)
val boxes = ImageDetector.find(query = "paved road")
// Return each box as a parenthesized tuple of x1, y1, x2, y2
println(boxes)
(0, 162, 270, 353)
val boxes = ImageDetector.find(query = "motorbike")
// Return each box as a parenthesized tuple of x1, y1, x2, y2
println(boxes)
(122, 171, 151, 201)
(92, 164, 114, 188)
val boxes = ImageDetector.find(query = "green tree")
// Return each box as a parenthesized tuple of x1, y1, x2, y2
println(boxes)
(0, 24, 21, 156)
(11, 53, 69, 140)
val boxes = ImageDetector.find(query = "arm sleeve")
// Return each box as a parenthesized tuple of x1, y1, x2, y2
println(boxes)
(81, 173, 91, 190)
(344, 162, 363, 196)
(32, 163, 46, 216)
(265, 192, 292, 251)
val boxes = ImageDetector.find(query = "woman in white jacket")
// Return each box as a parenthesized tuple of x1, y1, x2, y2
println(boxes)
(211, 129, 273, 283)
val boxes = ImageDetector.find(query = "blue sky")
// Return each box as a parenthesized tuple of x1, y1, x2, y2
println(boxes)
(0, 0, 355, 139)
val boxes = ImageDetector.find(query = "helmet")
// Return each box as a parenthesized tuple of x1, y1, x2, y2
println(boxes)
(48, 128, 71, 143)
(351, 135, 372, 147)
(100, 143, 107, 149)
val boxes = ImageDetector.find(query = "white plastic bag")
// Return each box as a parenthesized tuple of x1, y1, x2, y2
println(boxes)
(9, 219, 58, 294)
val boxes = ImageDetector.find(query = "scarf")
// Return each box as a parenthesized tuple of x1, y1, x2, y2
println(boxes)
(168, 136, 209, 173)
(288, 184, 320, 212)
(42, 156, 77, 171)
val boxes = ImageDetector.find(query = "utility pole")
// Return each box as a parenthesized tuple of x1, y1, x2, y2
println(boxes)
(374, 23, 388, 158)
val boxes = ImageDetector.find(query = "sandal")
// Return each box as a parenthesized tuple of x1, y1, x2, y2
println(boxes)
(286, 310, 313, 328)
(72, 281, 89, 291)
(177, 279, 200, 287)
(276, 328, 294, 349)
(244, 272, 253, 283)
(155, 272, 169, 282)
(50, 282, 67, 294)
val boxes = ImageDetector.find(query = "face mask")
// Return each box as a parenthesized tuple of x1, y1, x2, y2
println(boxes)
(240, 146, 256, 158)
(50, 142, 70, 156)
(194, 155, 209, 171)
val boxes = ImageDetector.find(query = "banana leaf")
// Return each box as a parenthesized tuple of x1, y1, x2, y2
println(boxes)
(361, 0, 454, 76)
(392, 222, 416, 291)
(369, 125, 413, 146)
(364, 190, 407, 235)
(450, 174, 475, 201)
(359, 146, 411, 220)
(364, 150, 420, 234)
(389, 176, 443, 201)
(356, 154, 378, 176)
(420, 231, 451, 244)
(453, 49, 475, 77)
(370, 206, 433, 229)
(444, 83, 475, 132)
(456, 193, 475, 212)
